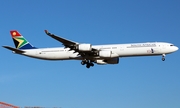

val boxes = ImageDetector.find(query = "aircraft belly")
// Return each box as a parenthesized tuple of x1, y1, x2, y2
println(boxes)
(52, 52, 70, 59)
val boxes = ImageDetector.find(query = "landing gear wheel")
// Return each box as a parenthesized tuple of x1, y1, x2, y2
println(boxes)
(82, 60, 95, 68)
(162, 54, 166, 61)
(90, 63, 94, 67)
(162, 57, 165, 61)
(86, 64, 90, 68)
(81, 61, 86, 65)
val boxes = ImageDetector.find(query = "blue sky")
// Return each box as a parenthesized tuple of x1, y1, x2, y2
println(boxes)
(0, 0, 180, 108)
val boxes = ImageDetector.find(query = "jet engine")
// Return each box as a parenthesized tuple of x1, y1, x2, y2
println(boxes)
(78, 44, 92, 51)
(95, 58, 119, 65)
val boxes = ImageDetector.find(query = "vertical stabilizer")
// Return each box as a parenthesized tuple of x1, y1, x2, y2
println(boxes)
(10, 30, 36, 49)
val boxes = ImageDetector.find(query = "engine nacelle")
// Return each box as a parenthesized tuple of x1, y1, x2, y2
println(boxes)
(99, 50, 119, 58)
(95, 58, 119, 65)
(78, 44, 92, 51)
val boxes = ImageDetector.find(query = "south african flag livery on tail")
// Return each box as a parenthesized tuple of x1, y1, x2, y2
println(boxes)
(10, 30, 36, 49)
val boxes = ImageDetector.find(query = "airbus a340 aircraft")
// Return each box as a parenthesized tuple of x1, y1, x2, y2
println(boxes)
(3, 30, 178, 68)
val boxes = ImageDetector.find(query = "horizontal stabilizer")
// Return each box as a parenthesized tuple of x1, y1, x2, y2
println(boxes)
(2, 46, 25, 54)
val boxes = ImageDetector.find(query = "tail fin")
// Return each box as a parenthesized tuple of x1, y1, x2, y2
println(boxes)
(10, 30, 36, 49)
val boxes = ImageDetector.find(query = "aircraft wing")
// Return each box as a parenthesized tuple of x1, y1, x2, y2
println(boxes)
(45, 30, 98, 57)
(45, 30, 78, 48)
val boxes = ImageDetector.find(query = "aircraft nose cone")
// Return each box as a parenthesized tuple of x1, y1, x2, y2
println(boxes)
(175, 46, 179, 51)
(173, 46, 179, 52)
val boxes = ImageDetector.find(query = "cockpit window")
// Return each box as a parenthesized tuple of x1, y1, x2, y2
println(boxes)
(170, 44, 174, 46)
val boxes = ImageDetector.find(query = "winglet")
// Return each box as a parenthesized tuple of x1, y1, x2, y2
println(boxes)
(44, 30, 48, 34)
(44, 30, 52, 36)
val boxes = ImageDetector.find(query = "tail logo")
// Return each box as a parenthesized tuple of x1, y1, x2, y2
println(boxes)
(12, 32, 17, 36)
(10, 30, 35, 49)
(14, 37, 28, 49)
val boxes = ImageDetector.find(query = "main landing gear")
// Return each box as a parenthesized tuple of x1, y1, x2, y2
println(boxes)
(162, 54, 165, 61)
(81, 60, 94, 68)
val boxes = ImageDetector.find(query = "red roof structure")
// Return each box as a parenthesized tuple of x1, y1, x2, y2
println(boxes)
(0, 102, 19, 108)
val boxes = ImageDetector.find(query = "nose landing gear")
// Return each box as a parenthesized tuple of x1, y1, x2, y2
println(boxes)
(162, 54, 165, 61)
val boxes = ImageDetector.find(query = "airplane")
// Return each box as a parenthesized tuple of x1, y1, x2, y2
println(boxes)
(3, 30, 178, 68)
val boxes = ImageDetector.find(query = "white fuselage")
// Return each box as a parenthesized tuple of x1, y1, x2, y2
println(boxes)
(20, 42, 178, 60)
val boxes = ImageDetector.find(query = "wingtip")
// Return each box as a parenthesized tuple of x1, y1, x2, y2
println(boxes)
(44, 30, 54, 36)
(44, 30, 48, 34)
